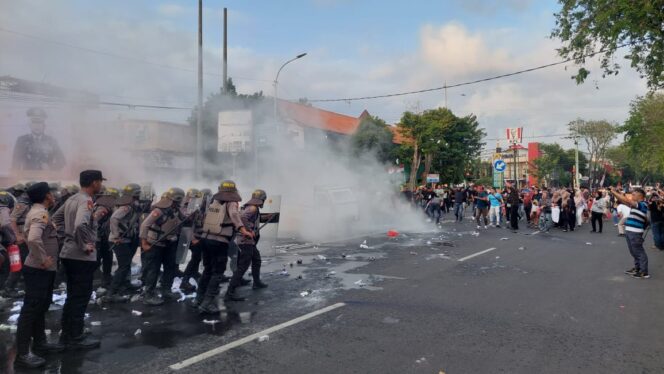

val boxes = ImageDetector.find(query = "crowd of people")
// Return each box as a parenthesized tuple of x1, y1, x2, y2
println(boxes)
(407, 181, 664, 279)
(0, 170, 270, 368)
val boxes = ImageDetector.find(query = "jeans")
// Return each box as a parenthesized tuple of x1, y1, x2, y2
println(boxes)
(110, 242, 137, 294)
(591, 211, 603, 232)
(61, 259, 96, 339)
(197, 239, 229, 299)
(652, 221, 664, 250)
(429, 205, 442, 224)
(625, 231, 648, 273)
(229, 244, 262, 291)
(16, 266, 55, 354)
(454, 203, 464, 221)
(489, 206, 501, 226)
(142, 241, 177, 294)
(538, 212, 552, 232)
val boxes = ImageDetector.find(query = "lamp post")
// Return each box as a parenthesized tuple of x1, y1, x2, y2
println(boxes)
(273, 53, 307, 126)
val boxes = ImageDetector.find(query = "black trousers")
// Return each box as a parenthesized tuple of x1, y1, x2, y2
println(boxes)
(565, 209, 576, 230)
(16, 266, 55, 354)
(591, 211, 604, 233)
(4, 242, 29, 290)
(524, 204, 532, 223)
(143, 241, 177, 294)
(61, 259, 96, 340)
(229, 244, 262, 290)
(110, 242, 136, 294)
(510, 204, 519, 230)
(96, 237, 113, 283)
(182, 241, 202, 281)
(197, 239, 228, 299)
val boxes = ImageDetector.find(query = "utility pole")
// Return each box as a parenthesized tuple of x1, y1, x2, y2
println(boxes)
(574, 121, 580, 190)
(195, 0, 203, 179)
(222, 7, 228, 92)
(513, 145, 518, 189)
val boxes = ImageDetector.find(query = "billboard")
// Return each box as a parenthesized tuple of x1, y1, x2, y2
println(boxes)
(217, 110, 253, 153)
(506, 127, 523, 144)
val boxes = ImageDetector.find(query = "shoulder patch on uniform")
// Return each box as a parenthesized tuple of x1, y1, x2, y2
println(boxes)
(41, 213, 49, 224)
(87, 200, 93, 210)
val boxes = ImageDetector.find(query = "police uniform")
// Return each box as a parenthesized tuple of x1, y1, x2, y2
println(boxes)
(0, 191, 15, 290)
(194, 181, 246, 314)
(93, 190, 118, 287)
(107, 185, 142, 299)
(11, 108, 65, 171)
(15, 182, 64, 368)
(226, 190, 269, 301)
(52, 170, 104, 349)
(180, 189, 207, 293)
(138, 189, 185, 306)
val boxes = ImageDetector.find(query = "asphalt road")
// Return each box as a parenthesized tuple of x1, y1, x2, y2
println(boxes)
(2, 214, 664, 374)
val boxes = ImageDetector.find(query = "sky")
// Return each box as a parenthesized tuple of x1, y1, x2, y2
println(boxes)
(0, 0, 648, 154)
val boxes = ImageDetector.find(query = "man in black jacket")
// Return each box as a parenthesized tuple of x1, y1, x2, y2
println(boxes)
(506, 182, 520, 232)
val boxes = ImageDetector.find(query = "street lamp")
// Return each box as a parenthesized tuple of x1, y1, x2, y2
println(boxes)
(273, 52, 307, 125)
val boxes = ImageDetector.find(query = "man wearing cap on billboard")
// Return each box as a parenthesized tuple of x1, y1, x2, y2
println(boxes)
(11, 107, 66, 171)
(52, 170, 104, 349)
(14, 182, 64, 368)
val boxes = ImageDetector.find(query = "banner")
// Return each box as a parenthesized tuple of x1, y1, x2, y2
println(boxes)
(506, 127, 523, 144)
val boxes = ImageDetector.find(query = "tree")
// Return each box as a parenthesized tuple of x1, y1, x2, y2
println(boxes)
(349, 115, 395, 164)
(621, 93, 664, 182)
(569, 119, 618, 187)
(551, 0, 664, 89)
(532, 143, 588, 187)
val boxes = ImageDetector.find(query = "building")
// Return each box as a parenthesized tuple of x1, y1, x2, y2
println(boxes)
(492, 142, 541, 189)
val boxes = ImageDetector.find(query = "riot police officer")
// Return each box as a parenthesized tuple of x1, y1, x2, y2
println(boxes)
(4, 184, 32, 298)
(11, 107, 65, 171)
(107, 184, 142, 303)
(139, 188, 185, 306)
(0, 191, 15, 291)
(93, 187, 119, 288)
(180, 188, 211, 294)
(192, 181, 252, 314)
(226, 189, 269, 302)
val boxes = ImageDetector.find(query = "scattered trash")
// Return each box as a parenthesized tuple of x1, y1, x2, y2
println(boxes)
(500, 237, 509, 240)
(289, 263, 293, 268)
(296, 259, 303, 265)
(471, 232, 480, 237)
(258, 335, 270, 342)
(45, 329, 51, 335)
(296, 275, 303, 280)
(328, 271, 336, 275)
(416, 357, 427, 364)
(382, 316, 400, 324)
(495, 256, 500, 259)
(369, 257, 376, 261)
(518, 247, 525, 250)
(134, 329, 142, 336)
(0, 324, 16, 333)
(300, 290, 312, 297)
(341, 254, 347, 259)
(130, 294, 141, 303)
(90, 321, 102, 326)
(131, 310, 143, 317)
(202, 319, 220, 325)
(10, 304, 21, 313)
(280, 270, 290, 276)
(84, 313, 90, 320)
(586, 242, 592, 246)
(409, 251, 417, 255)
(619, 305, 625, 309)
(7, 314, 19, 324)
(426, 241, 432, 245)
(360, 240, 369, 249)
(354, 280, 367, 287)
(143, 321, 150, 325)
(317, 255, 327, 261)
(387, 230, 399, 238)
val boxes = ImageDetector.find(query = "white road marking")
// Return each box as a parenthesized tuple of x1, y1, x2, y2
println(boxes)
(169, 302, 346, 371)
(458, 248, 497, 262)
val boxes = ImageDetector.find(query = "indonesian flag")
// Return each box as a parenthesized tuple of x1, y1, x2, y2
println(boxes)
(506, 127, 523, 144)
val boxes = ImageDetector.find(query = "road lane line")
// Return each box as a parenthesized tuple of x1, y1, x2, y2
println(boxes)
(169, 302, 346, 371)
(458, 247, 497, 262)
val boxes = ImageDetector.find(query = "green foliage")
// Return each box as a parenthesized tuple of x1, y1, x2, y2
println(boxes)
(349, 115, 395, 164)
(620, 93, 664, 182)
(569, 119, 618, 186)
(551, 0, 664, 89)
(533, 143, 588, 187)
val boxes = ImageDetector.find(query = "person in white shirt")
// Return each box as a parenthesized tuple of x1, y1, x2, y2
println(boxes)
(617, 203, 631, 236)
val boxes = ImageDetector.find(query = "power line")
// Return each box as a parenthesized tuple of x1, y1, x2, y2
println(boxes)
(0, 91, 193, 110)
(0, 26, 271, 83)
(307, 44, 629, 103)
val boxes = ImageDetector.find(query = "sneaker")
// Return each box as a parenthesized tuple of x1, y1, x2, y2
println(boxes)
(252, 280, 268, 290)
(476, 225, 481, 229)
(631, 271, 651, 279)
(484, 226, 488, 229)
(624, 267, 639, 275)
(14, 352, 46, 368)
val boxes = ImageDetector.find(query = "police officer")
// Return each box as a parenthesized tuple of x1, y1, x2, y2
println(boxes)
(226, 190, 269, 302)
(14, 182, 64, 368)
(52, 170, 104, 349)
(11, 108, 66, 171)
(180, 188, 211, 294)
(93, 187, 119, 288)
(139, 187, 185, 306)
(193, 181, 252, 314)
(4, 183, 32, 298)
(107, 183, 142, 303)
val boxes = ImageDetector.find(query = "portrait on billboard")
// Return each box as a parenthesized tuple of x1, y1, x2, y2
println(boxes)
(10, 107, 66, 171)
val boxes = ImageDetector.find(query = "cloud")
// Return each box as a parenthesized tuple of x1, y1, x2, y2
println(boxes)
(454, 0, 534, 14)
(157, 3, 187, 17)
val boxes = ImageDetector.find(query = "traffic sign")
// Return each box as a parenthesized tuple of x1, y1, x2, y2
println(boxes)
(493, 159, 506, 172)
(426, 174, 440, 183)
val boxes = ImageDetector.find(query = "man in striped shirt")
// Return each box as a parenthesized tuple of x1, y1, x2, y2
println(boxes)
(609, 187, 650, 279)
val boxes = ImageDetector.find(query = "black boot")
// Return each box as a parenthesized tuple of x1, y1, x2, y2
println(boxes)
(33, 338, 65, 353)
(239, 278, 251, 287)
(252, 280, 268, 289)
(224, 286, 245, 302)
(197, 296, 220, 314)
(65, 335, 101, 350)
(15, 352, 46, 368)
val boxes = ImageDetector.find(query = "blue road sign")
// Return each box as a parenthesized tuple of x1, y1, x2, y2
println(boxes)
(493, 159, 506, 172)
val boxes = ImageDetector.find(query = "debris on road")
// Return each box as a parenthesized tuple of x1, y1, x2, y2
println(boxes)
(7, 314, 19, 324)
(360, 240, 369, 249)
(300, 290, 313, 297)
(202, 319, 220, 325)
(90, 321, 102, 326)
(416, 357, 427, 364)
(387, 230, 399, 238)
(317, 255, 327, 261)
(0, 324, 16, 333)
(131, 310, 143, 317)
(409, 251, 418, 255)
(500, 237, 509, 240)
(586, 242, 592, 245)
(134, 329, 142, 336)
(354, 280, 367, 287)
(258, 335, 269, 342)
(518, 247, 525, 250)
